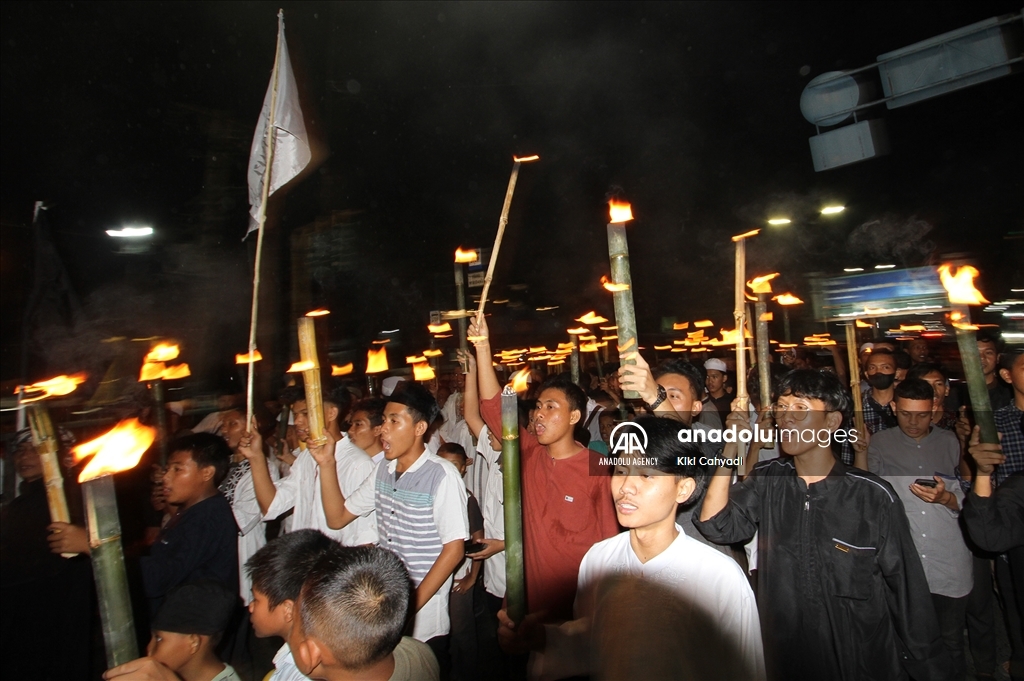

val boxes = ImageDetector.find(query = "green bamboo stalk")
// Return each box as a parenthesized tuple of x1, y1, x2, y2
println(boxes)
(607, 221, 638, 399)
(500, 384, 526, 624)
(953, 312, 998, 444)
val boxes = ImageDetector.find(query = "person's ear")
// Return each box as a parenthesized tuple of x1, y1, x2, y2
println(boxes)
(199, 463, 216, 483)
(1000, 367, 1012, 384)
(325, 405, 339, 425)
(296, 638, 321, 675)
(282, 599, 295, 624)
(569, 409, 581, 425)
(826, 410, 844, 431)
(414, 419, 428, 438)
(690, 399, 703, 417)
(889, 401, 897, 413)
(371, 424, 382, 438)
(189, 633, 200, 655)
(676, 477, 697, 505)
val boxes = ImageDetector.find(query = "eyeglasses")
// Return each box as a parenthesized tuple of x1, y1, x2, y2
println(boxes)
(770, 402, 812, 422)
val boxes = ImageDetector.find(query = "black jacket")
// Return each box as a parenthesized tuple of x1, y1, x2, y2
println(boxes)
(694, 458, 950, 681)
(963, 472, 1024, 553)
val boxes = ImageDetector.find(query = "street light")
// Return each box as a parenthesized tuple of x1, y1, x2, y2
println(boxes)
(106, 226, 153, 237)
(820, 205, 845, 215)
(767, 218, 792, 226)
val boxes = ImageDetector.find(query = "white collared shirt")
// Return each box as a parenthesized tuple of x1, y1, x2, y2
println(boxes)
(270, 644, 308, 681)
(478, 425, 505, 598)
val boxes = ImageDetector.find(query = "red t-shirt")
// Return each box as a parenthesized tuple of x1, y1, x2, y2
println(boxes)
(481, 394, 619, 621)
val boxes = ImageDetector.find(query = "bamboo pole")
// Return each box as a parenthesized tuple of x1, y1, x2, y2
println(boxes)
(500, 384, 526, 624)
(84, 474, 138, 668)
(953, 307, 999, 445)
(246, 13, 284, 429)
(28, 405, 77, 557)
(607, 220, 639, 399)
(455, 260, 469, 373)
(732, 238, 749, 410)
(150, 378, 169, 466)
(755, 294, 771, 412)
(845, 323, 866, 435)
(297, 317, 326, 443)
(570, 335, 581, 386)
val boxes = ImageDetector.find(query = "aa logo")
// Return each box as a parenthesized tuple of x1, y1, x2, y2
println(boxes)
(610, 422, 648, 455)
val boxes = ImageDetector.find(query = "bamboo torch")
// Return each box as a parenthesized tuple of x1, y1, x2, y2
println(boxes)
(475, 155, 539, 325)
(748, 273, 778, 412)
(606, 201, 640, 399)
(844, 322, 866, 436)
(365, 346, 389, 397)
(939, 265, 998, 445)
(140, 343, 190, 467)
(296, 318, 327, 444)
(455, 248, 478, 372)
(73, 419, 155, 668)
(731, 230, 759, 411)
(502, 369, 530, 624)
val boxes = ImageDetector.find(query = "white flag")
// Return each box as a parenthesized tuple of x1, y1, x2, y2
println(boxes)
(246, 12, 310, 237)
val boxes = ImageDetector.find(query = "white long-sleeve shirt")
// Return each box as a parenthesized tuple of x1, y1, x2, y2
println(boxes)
(263, 435, 378, 546)
(533, 526, 766, 681)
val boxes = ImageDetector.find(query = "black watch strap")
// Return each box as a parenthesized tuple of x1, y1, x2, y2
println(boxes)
(646, 384, 668, 411)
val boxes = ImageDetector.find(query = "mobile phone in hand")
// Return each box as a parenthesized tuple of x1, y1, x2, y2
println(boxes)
(914, 478, 937, 488)
(465, 540, 487, 554)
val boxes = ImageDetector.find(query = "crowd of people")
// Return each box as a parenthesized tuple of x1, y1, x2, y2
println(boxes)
(1, 320, 1022, 681)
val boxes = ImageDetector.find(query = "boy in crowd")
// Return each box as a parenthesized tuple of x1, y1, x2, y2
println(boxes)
(245, 529, 338, 681)
(695, 370, 949, 681)
(499, 417, 765, 680)
(290, 545, 440, 681)
(141, 433, 238, 617)
(704, 357, 733, 425)
(105, 581, 240, 681)
(469, 316, 618, 623)
(318, 382, 469, 664)
(868, 378, 973, 679)
(240, 387, 378, 547)
(863, 348, 899, 434)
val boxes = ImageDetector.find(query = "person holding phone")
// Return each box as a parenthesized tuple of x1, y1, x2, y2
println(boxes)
(868, 377, 972, 680)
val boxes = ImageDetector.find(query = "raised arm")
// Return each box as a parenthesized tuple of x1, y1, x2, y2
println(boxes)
(238, 422, 277, 515)
(459, 349, 485, 438)
(468, 316, 500, 401)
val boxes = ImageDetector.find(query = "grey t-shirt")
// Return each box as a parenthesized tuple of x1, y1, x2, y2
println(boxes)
(390, 636, 440, 681)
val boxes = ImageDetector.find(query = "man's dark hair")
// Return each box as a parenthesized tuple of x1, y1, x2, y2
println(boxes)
(301, 545, 412, 671)
(168, 432, 231, 485)
(324, 384, 353, 417)
(894, 378, 936, 403)
(246, 530, 336, 609)
(907, 363, 948, 382)
(537, 373, 587, 417)
(630, 416, 708, 506)
(349, 398, 386, 428)
(893, 350, 913, 371)
(387, 382, 440, 425)
(774, 369, 851, 417)
(1000, 347, 1024, 371)
(279, 385, 305, 407)
(437, 442, 467, 460)
(976, 330, 1004, 352)
(652, 359, 705, 401)
(865, 348, 895, 362)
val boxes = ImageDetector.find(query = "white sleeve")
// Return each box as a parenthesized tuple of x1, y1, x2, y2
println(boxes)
(232, 473, 264, 536)
(338, 449, 376, 498)
(344, 461, 380, 517)
(264, 454, 302, 520)
(433, 467, 469, 544)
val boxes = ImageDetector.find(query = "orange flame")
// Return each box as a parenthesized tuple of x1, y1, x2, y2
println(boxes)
(899, 324, 926, 332)
(732, 229, 760, 242)
(428, 322, 452, 334)
(332, 363, 354, 376)
(654, 345, 672, 351)
(366, 346, 389, 374)
(672, 322, 689, 330)
(412, 362, 436, 381)
(773, 293, 804, 306)
(938, 264, 989, 305)
(693, 320, 714, 328)
(235, 350, 263, 364)
(287, 361, 315, 373)
(406, 355, 427, 364)
(454, 247, 478, 263)
(601, 275, 630, 292)
(145, 343, 180, 363)
(576, 311, 609, 325)
(580, 342, 600, 352)
(139, 362, 191, 382)
(747, 273, 780, 294)
(305, 308, 330, 317)
(949, 310, 978, 331)
(17, 373, 87, 403)
(162, 364, 191, 380)
(855, 319, 872, 328)
(511, 368, 531, 393)
(529, 346, 549, 354)
(759, 311, 774, 322)
(513, 154, 540, 163)
(567, 327, 589, 335)
(73, 418, 155, 482)
(608, 200, 634, 223)
(423, 349, 443, 358)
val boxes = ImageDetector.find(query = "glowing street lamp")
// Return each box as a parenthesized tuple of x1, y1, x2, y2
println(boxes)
(767, 218, 791, 226)
(820, 205, 845, 215)
(105, 226, 153, 238)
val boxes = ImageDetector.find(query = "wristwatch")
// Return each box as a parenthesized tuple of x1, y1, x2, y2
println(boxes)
(646, 384, 668, 411)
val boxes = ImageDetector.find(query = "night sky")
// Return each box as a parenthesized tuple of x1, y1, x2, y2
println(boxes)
(2, 1, 1022, 385)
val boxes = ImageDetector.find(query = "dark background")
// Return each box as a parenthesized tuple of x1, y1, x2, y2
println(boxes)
(2, 1, 1021, 391)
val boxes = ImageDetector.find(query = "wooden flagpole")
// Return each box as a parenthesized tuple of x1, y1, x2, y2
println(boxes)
(246, 11, 284, 428)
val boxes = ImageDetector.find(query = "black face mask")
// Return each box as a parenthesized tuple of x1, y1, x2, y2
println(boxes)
(867, 372, 896, 390)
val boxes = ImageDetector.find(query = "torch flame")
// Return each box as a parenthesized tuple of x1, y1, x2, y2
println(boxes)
(747, 273, 780, 294)
(332, 363, 354, 376)
(601, 275, 630, 292)
(567, 327, 589, 335)
(454, 247, 478, 263)
(139, 362, 191, 382)
(654, 345, 672, 351)
(938, 264, 989, 305)
(287, 361, 315, 373)
(513, 154, 540, 163)
(406, 355, 427, 364)
(949, 310, 978, 331)
(73, 418, 155, 483)
(17, 373, 87, 403)
(161, 363, 191, 380)
(773, 293, 804, 306)
(580, 342, 600, 352)
(366, 346, 389, 374)
(412, 362, 436, 382)
(672, 322, 689, 330)
(428, 322, 453, 334)
(693, 320, 714, 328)
(145, 343, 180, 363)
(608, 200, 634, 224)
(511, 368, 531, 393)
(305, 309, 330, 317)
(732, 229, 760, 242)
(576, 311, 609, 325)
(235, 350, 263, 364)
(423, 349, 443, 358)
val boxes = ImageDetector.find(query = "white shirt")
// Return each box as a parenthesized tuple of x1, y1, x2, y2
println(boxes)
(270, 644, 307, 681)
(230, 461, 277, 604)
(533, 526, 766, 681)
(264, 436, 378, 546)
(478, 428, 506, 598)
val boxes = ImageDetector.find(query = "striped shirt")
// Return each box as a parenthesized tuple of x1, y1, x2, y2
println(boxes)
(994, 403, 1024, 487)
(346, 449, 469, 641)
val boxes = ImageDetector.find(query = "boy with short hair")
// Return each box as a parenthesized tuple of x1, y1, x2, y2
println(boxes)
(291, 545, 440, 681)
(696, 369, 949, 681)
(141, 433, 238, 617)
(245, 529, 338, 681)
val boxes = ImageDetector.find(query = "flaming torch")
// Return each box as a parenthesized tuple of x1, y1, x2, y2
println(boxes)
(731, 230, 759, 414)
(606, 200, 640, 399)
(455, 247, 478, 371)
(748, 273, 779, 413)
(939, 265, 997, 445)
(73, 419, 156, 668)
(18, 373, 87, 557)
(297, 318, 327, 445)
(502, 368, 531, 624)
(773, 293, 803, 343)
(139, 343, 189, 466)
(366, 346, 390, 396)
